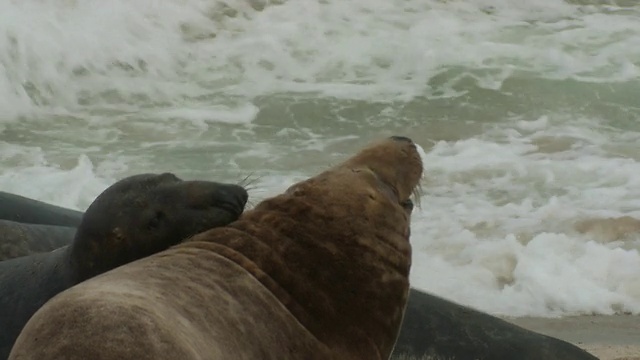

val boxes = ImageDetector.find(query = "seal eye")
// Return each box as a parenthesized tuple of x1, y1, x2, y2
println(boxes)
(401, 199, 414, 211)
(147, 211, 165, 229)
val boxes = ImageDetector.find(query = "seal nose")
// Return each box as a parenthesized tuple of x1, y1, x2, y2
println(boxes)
(217, 185, 249, 215)
(389, 136, 413, 144)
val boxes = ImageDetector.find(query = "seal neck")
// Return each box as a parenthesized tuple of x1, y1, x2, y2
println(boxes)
(67, 236, 92, 283)
(67, 228, 116, 283)
(199, 194, 410, 359)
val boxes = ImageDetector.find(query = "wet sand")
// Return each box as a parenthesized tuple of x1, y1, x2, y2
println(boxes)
(506, 315, 640, 360)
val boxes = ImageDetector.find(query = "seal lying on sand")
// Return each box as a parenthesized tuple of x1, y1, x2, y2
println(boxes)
(0, 173, 247, 360)
(0, 220, 76, 261)
(10, 136, 422, 360)
(391, 289, 599, 360)
(0, 191, 83, 227)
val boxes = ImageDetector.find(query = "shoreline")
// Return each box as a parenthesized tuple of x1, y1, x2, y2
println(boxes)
(504, 314, 640, 360)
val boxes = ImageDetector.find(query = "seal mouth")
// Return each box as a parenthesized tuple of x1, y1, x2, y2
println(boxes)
(219, 195, 249, 217)
(217, 202, 243, 217)
(211, 189, 249, 218)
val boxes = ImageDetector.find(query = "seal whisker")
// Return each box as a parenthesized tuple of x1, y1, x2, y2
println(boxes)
(411, 184, 423, 209)
(245, 199, 258, 210)
(243, 186, 262, 193)
(237, 173, 262, 188)
(242, 189, 268, 210)
(238, 173, 253, 186)
(245, 193, 270, 210)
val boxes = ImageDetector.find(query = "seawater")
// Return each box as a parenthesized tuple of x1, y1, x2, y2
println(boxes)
(1, 0, 640, 318)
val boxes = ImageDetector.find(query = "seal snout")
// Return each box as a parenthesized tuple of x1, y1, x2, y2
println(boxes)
(389, 135, 413, 144)
(214, 185, 249, 216)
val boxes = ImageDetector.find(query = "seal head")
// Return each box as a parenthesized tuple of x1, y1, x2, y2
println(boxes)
(69, 173, 247, 282)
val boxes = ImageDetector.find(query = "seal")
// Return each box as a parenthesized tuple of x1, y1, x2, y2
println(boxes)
(0, 220, 76, 261)
(0, 191, 83, 227)
(0, 172, 248, 360)
(0, 192, 81, 261)
(9, 136, 423, 360)
(390, 289, 599, 360)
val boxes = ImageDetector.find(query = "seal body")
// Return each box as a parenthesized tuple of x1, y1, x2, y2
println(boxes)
(0, 220, 75, 261)
(10, 136, 423, 360)
(0, 173, 247, 360)
(390, 289, 599, 360)
(0, 192, 82, 227)
(0, 250, 74, 359)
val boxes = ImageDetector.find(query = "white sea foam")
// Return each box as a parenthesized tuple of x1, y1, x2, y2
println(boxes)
(0, 150, 114, 210)
(410, 116, 640, 317)
(1, 0, 639, 119)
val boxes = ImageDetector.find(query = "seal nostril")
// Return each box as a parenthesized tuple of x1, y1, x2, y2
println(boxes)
(390, 136, 413, 144)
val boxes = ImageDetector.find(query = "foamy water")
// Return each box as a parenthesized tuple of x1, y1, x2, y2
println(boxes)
(1, 0, 640, 318)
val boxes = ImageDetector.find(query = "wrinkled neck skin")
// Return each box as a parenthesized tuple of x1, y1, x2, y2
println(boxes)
(188, 185, 412, 359)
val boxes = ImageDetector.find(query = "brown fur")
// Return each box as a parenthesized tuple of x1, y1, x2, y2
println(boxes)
(9, 137, 423, 360)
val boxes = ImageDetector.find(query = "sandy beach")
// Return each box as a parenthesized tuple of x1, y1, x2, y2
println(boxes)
(506, 315, 640, 360)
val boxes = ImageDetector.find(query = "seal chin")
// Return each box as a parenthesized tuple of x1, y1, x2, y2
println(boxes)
(217, 202, 244, 218)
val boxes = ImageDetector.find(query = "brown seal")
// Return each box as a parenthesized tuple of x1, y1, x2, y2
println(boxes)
(9, 136, 423, 360)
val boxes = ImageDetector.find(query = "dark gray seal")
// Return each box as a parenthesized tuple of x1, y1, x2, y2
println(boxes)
(390, 289, 599, 360)
(0, 220, 76, 261)
(0, 192, 83, 227)
(0, 172, 247, 360)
